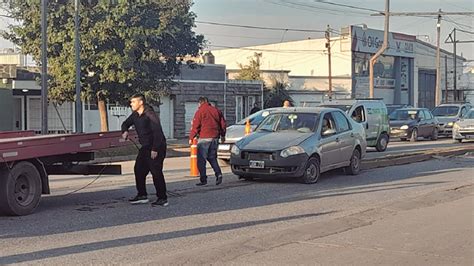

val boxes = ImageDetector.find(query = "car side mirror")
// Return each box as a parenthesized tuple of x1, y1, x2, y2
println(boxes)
(417, 118, 421, 122)
(322, 128, 337, 136)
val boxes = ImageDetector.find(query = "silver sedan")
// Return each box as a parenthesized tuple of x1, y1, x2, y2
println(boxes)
(230, 107, 367, 184)
(453, 108, 474, 143)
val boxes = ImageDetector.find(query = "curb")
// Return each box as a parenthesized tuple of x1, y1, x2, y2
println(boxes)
(361, 144, 474, 170)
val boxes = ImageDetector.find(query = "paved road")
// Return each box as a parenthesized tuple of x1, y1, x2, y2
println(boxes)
(0, 151, 472, 264)
(365, 138, 470, 159)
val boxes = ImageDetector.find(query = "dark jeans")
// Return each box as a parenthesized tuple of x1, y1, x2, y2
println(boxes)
(197, 138, 222, 183)
(134, 146, 167, 200)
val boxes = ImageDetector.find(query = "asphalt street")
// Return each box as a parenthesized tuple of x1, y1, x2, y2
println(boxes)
(0, 146, 472, 264)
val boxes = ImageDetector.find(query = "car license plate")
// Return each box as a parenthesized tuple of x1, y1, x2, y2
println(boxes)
(249, 160, 265, 169)
(218, 144, 231, 151)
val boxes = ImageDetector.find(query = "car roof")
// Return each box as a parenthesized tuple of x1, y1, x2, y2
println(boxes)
(396, 108, 428, 111)
(436, 103, 470, 107)
(269, 107, 341, 114)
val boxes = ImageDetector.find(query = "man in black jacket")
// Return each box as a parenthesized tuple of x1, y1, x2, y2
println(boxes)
(121, 94, 168, 207)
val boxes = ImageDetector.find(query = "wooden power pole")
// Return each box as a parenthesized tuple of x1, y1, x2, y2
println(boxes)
(326, 25, 333, 99)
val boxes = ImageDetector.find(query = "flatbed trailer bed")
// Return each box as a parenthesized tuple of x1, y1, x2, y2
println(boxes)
(0, 130, 137, 216)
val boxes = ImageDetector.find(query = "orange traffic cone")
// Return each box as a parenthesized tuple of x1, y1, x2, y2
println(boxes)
(245, 119, 251, 135)
(190, 138, 199, 177)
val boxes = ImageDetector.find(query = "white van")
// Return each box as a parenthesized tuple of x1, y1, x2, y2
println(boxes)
(320, 99, 390, 152)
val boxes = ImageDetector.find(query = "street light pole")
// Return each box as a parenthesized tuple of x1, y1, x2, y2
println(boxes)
(369, 0, 390, 98)
(326, 24, 333, 100)
(74, 0, 83, 133)
(41, 0, 48, 135)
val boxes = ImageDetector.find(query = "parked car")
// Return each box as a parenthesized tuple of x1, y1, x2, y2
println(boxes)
(389, 108, 439, 141)
(386, 104, 412, 116)
(230, 107, 367, 184)
(218, 108, 280, 160)
(320, 99, 390, 152)
(453, 108, 474, 143)
(432, 102, 472, 137)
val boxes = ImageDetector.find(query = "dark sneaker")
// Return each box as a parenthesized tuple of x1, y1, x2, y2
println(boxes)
(196, 181, 207, 186)
(129, 195, 149, 205)
(151, 198, 169, 207)
(216, 175, 223, 186)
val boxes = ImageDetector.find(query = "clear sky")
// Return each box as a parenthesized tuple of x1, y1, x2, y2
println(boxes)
(0, 1, 472, 66)
(191, 0, 473, 66)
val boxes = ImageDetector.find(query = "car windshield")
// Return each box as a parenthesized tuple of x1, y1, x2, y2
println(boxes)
(236, 109, 271, 126)
(464, 110, 474, 119)
(389, 110, 419, 121)
(320, 105, 352, 112)
(257, 113, 319, 133)
(432, 106, 459, 117)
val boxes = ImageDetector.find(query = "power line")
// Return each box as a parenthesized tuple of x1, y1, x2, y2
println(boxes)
(313, 0, 382, 14)
(207, 44, 327, 53)
(456, 28, 474, 35)
(273, 0, 373, 16)
(443, 16, 473, 30)
(195, 21, 326, 33)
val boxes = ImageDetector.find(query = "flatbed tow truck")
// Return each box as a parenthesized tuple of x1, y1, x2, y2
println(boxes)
(0, 130, 137, 216)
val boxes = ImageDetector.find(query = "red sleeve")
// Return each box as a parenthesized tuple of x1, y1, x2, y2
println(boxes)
(189, 108, 201, 140)
(219, 109, 227, 138)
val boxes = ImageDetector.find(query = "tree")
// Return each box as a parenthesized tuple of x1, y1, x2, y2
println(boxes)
(264, 76, 293, 108)
(2, 0, 204, 131)
(235, 52, 262, 81)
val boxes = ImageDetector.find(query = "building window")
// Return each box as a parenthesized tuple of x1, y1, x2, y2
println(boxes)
(236, 96, 243, 122)
(247, 96, 256, 115)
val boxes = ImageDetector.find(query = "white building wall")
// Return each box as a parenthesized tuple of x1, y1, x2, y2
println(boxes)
(212, 38, 352, 77)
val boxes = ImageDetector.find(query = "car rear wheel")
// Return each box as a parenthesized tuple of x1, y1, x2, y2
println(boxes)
(375, 133, 389, 152)
(431, 128, 439, 140)
(345, 149, 361, 175)
(301, 157, 320, 184)
(410, 128, 418, 142)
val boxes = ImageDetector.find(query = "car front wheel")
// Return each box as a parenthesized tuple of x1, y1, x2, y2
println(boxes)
(431, 128, 439, 140)
(301, 157, 320, 184)
(410, 128, 418, 142)
(345, 149, 361, 175)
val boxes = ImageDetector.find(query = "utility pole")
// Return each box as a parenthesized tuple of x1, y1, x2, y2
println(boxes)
(74, 0, 83, 133)
(369, 0, 390, 98)
(372, 10, 474, 105)
(41, 0, 48, 135)
(445, 55, 448, 103)
(435, 10, 441, 106)
(325, 24, 332, 100)
(453, 28, 457, 101)
(446, 28, 474, 102)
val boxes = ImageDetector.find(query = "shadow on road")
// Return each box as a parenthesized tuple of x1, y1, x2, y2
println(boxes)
(0, 156, 471, 260)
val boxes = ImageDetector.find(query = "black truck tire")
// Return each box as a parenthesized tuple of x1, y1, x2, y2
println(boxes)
(0, 161, 42, 216)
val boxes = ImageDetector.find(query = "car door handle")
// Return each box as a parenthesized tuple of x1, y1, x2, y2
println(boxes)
(335, 137, 340, 143)
(350, 133, 354, 137)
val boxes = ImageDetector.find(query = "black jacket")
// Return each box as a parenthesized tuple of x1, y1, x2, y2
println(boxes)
(121, 105, 166, 151)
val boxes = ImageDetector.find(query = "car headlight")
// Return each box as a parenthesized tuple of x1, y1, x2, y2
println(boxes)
(453, 123, 460, 129)
(400, 125, 409, 130)
(280, 146, 305, 158)
(231, 145, 240, 156)
(447, 122, 454, 127)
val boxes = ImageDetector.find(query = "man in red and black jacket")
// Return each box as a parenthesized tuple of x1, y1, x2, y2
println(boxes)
(189, 97, 227, 186)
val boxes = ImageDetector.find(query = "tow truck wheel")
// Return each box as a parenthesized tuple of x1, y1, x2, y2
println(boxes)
(0, 161, 42, 216)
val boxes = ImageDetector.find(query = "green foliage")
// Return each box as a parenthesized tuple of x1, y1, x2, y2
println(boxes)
(235, 52, 262, 81)
(2, 0, 204, 105)
(264, 77, 293, 108)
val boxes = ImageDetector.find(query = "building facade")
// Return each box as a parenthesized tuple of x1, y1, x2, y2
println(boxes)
(211, 25, 466, 109)
(0, 62, 262, 139)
